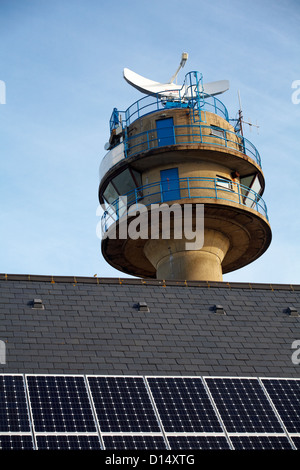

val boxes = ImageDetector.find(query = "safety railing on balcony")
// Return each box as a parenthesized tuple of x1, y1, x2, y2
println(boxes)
(126, 124, 261, 166)
(110, 93, 229, 133)
(99, 124, 261, 181)
(101, 177, 268, 234)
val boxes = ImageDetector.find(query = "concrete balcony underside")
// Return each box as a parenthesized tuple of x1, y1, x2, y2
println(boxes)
(101, 201, 272, 279)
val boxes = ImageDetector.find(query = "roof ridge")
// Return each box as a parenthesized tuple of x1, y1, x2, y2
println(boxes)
(0, 273, 299, 290)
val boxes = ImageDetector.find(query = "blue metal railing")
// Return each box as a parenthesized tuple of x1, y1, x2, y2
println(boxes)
(125, 124, 261, 166)
(99, 123, 261, 181)
(101, 177, 268, 234)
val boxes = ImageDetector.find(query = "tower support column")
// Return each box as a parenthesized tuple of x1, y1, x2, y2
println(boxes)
(143, 229, 230, 281)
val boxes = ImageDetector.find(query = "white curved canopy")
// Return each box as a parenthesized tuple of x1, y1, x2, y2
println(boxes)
(123, 67, 229, 99)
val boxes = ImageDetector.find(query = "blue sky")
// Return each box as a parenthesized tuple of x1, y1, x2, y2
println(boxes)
(0, 0, 299, 283)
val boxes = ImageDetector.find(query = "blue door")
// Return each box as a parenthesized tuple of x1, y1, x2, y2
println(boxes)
(156, 118, 175, 147)
(160, 168, 180, 202)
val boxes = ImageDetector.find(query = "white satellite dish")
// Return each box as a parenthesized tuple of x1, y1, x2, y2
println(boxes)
(123, 53, 229, 99)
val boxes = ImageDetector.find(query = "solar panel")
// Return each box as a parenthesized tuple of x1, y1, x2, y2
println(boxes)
(0, 435, 35, 450)
(146, 377, 223, 433)
(36, 434, 102, 450)
(167, 435, 231, 450)
(87, 376, 161, 433)
(0, 374, 298, 451)
(103, 435, 167, 450)
(204, 377, 284, 434)
(26, 375, 97, 433)
(0, 374, 31, 433)
(261, 378, 300, 434)
(230, 435, 293, 450)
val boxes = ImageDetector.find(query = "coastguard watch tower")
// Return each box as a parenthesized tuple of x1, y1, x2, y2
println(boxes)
(98, 54, 271, 281)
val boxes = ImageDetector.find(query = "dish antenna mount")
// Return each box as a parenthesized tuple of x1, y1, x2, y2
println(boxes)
(123, 53, 229, 99)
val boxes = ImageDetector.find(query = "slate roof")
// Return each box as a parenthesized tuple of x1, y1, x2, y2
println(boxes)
(0, 273, 300, 378)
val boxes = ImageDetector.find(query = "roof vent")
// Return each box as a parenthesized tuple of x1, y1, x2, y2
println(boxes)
(213, 304, 225, 315)
(138, 301, 149, 312)
(287, 306, 299, 317)
(31, 298, 44, 309)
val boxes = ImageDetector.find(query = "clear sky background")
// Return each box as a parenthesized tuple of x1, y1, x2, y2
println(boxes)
(0, 0, 299, 284)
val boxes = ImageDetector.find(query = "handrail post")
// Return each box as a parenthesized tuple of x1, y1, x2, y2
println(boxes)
(160, 181, 163, 203)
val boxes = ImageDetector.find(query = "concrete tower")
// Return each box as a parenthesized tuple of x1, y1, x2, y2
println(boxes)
(98, 58, 271, 282)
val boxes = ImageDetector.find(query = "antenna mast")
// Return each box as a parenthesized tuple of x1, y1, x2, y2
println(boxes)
(237, 90, 259, 135)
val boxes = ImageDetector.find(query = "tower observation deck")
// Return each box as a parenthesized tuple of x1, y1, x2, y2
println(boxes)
(98, 64, 271, 282)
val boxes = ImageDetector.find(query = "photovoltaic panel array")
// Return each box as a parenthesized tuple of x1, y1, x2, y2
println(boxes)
(0, 374, 299, 450)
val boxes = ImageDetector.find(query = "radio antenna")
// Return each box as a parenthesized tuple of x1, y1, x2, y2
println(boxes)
(237, 90, 259, 136)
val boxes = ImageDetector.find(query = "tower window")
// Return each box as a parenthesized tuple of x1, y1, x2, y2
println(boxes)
(210, 125, 225, 139)
(216, 176, 233, 191)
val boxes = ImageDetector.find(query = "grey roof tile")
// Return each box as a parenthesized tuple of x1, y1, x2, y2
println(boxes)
(0, 274, 300, 377)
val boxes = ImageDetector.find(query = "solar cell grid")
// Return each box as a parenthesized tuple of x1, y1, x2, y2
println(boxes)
(0, 375, 31, 432)
(36, 434, 102, 450)
(205, 377, 284, 434)
(230, 435, 293, 450)
(167, 435, 231, 450)
(0, 435, 35, 450)
(147, 377, 223, 433)
(261, 379, 300, 434)
(103, 435, 168, 450)
(87, 376, 161, 433)
(26, 375, 97, 433)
